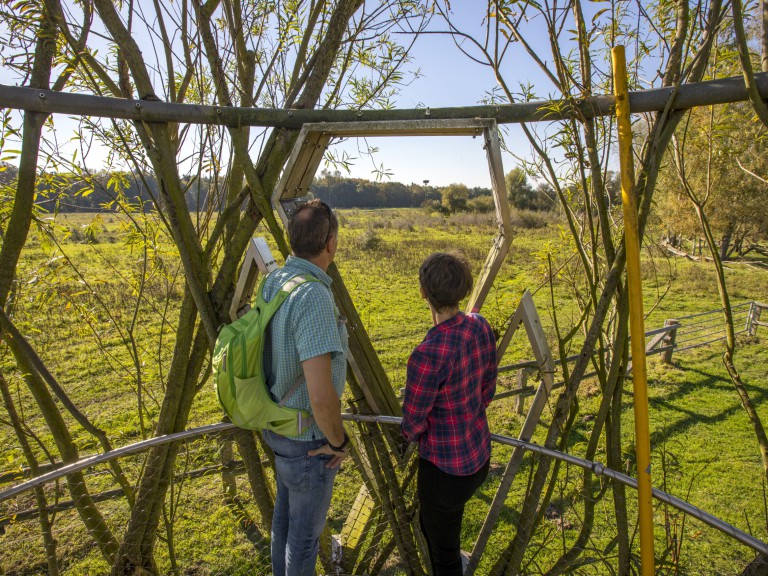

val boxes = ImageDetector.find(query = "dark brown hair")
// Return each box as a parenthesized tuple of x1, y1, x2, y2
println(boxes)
(288, 199, 338, 259)
(419, 252, 473, 312)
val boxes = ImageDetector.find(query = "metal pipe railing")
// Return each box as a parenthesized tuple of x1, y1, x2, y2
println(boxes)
(2, 416, 766, 558)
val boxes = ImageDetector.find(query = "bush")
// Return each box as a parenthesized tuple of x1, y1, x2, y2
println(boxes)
(468, 196, 495, 214)
(356, 228, 382, 251)
(510, 208, 556, 229)
(69, 226, 84, 242)
(422, 199, 449, 215)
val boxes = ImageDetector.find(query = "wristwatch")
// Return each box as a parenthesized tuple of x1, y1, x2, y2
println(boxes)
(328, 431, 349, 453)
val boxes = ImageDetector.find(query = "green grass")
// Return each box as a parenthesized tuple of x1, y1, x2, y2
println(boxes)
(1, 208, 767, 574)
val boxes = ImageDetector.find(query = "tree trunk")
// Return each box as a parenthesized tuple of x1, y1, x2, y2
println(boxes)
(2, 315, 119, 561)
(0, 373, 60, 575)
(108, 2, 369, 571)
(720, 223, 733, 261)
(0, 5, 118, 565)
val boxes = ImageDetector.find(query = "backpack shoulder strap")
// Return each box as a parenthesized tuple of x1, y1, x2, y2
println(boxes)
(260, 272, 320, 407)
(257, 273, 318, 321)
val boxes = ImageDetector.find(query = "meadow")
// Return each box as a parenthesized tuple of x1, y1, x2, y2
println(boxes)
(1, 207, 767, 574)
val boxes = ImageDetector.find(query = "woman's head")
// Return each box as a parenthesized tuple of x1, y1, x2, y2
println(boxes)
(419, 252, 473, 312)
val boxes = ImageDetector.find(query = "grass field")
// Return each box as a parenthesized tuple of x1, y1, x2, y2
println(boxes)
(1, 208, 767, 574)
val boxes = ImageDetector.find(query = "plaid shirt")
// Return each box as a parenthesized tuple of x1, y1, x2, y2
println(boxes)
(401, 312, 497, 476)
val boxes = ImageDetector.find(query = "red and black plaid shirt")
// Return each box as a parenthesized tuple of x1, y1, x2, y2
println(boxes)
(401, 312, 497, 476)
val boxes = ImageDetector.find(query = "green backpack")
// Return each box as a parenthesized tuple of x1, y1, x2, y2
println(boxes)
(213, 273, 319, 435)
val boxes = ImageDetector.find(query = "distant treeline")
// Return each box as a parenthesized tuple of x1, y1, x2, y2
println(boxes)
(0, 164, 221, 213)
(310, 170, 492, 209)
(0, 164, 500, 212)
(1, 164, 563, 213)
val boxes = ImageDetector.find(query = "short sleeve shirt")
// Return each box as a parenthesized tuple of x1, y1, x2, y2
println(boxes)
(263, 256, 348, 440)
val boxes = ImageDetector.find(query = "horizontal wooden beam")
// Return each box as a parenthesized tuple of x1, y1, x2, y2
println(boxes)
(1, 73, 767, 128)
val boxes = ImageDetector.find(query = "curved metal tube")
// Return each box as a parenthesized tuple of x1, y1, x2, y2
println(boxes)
(1, 416, 765, 556)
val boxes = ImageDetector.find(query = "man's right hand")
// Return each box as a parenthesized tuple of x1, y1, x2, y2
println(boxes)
(307, 443, 349, 468)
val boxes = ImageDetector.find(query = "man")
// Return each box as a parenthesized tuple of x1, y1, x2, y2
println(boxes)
(261, 198, 349, 576)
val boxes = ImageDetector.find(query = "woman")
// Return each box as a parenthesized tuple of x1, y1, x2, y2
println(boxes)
(401, 252, 498, 575)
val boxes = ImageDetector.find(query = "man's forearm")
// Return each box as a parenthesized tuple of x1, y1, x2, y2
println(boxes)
(311, 392, 345, 445)
(303, 354, 346, 446)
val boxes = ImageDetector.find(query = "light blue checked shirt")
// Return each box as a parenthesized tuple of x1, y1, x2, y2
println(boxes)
(263, 256, 348, 441)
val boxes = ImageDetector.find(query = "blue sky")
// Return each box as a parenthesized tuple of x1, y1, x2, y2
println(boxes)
(0, 2, 610, 188)
(330, 5, 552, 187)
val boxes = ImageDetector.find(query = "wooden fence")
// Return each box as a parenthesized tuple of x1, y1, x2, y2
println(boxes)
(498, 300, 767, 414)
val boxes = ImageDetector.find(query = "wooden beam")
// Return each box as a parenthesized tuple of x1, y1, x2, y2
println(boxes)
(467, 123, 512, 313)
(2, 73, 767, 127)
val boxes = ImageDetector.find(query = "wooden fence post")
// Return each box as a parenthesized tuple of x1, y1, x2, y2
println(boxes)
(514, 368, 529, 415)
(218, 432, 237, 504)
(662, 319, 679, 363)
(749, 303, 764, 336)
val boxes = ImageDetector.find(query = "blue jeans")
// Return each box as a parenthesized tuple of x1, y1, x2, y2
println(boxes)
(263, 430, 338, 576)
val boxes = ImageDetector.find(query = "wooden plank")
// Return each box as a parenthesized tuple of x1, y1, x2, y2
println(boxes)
(517, 293, 557, 443)
(340, 484, 377, 567)
(280, 132, 328, 198)
(281, 132, 331, 198)
(485, 123, 513, 239)
(467, 124, 512, 313)
(228, 238, 279, 321)
(496, 296, 530, 362)
(299, 118, 497, 137)
(468, 235, 511, 313)
(645, 331, 668, 352)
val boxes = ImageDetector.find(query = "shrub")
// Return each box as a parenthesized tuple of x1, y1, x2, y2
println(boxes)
(356, 228, 382, 251)
(468, 196, 495, 214)
(69, 226, 85, 242)
(510, 208, 555, 229)
(423, 199, 448, 215)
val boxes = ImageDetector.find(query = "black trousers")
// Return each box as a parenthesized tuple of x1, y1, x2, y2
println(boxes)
(418, 457, 490, 576)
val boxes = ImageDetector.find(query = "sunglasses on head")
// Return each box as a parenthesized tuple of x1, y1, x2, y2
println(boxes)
(318, 201, 335, 244)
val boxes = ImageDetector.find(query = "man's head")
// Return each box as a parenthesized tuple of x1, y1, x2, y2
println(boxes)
(288, 199, 339, 262)
(419, 252, 473, 312)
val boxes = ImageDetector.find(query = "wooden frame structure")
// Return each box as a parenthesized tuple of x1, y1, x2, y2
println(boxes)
(2, 64, 767, 575)
(228, 237, 279, 321)
(271, 119, 513, 313)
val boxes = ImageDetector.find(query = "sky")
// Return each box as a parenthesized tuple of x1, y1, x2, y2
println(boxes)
(328, 5, 553, 187)
(0, 2, 610, 188)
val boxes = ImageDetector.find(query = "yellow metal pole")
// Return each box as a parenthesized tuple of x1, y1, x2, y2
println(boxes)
(611, 45, 656, 575)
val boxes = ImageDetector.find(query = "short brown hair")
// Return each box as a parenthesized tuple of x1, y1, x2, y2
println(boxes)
(288, 199, 338, 259)
(419, 252, 473, 312)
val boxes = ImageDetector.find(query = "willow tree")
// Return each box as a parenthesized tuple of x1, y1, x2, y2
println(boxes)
(0, 1, 428, 574)
(0, 1, 124, 567)
(660, 19, 768, 494)
(433, 0, 725, 573)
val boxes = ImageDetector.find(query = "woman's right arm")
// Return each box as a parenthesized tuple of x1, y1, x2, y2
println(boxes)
(401, 348, 441, 442)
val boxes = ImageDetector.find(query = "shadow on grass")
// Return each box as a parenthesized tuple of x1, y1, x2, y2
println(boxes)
(626, 363, 768, 444)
